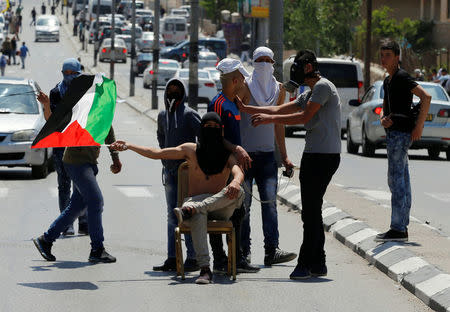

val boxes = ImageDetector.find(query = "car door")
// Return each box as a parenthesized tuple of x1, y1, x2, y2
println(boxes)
(353, 86, 376, 142)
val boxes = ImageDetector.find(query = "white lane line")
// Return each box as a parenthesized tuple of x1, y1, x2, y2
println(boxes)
(415, 274, 450, 304)
(425, 192, 450, 203)
(359, 189, 391, 201)
(0, 188, 8, 198)
(116, 186, 155, 198)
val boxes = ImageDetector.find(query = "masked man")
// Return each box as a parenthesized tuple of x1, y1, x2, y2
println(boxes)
(237, 47, 296, 266)
(154, 78, 201, 272)
(111, 112, 245, 284)
(41, 58, 88, 236)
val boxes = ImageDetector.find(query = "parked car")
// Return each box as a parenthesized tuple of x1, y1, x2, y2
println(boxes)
(0, 78, 53, 179)
(137, 31, 164, 52)
(204, 67, 221, 91)
(99, 38, 127, 63)
(183, 51, 219, 69)
(35, 15, 60, 42)
(161, 38, 227, 62)
(173, 69, 217, 104)
(87, 17, 111, 43)
(347, 81, 450, 159)
(143, 59, 180, 88)
(134, 52, 153, 75)
(116, 34, 132, 55)
(282, 56, 364, 136)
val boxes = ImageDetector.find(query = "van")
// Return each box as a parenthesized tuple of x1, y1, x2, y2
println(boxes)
(282, 56, 364, 136)
(160, 37, 227, 61)
(88, 0, 113, 21)
(72, 0, 85, 16)
(161, 16, 187, 45)
(119, 0, 144, 19)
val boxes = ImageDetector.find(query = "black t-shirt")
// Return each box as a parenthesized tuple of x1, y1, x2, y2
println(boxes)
(383, 68, 418, 132)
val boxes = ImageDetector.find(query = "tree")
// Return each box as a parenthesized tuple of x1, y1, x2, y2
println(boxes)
(200, 0, 238, 25)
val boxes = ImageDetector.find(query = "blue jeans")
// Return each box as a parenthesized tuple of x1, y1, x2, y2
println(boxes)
(241, 152, 279, 255)
(52, 148, 87, 225)
(163, 168, 195, 259)
(44, 163, 105, 250)
(20, 56, 25, 69)
(386, 130, 412, 232)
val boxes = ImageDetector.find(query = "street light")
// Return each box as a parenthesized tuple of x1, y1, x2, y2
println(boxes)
(129, 0, 136, 96)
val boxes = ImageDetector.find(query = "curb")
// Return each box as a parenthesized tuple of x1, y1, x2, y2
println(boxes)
(277, 178, 450, 312)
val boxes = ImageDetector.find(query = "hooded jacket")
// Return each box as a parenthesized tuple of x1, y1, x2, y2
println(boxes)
(157, 78, 201, 174)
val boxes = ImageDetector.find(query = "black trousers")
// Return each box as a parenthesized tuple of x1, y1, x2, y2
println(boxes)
(298, 153, 340, 269)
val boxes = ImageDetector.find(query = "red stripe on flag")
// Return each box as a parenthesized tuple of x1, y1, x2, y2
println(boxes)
(31, 121, 100, 148)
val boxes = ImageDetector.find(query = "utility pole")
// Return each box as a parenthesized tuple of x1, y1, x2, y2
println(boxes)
(269, 0, 283, 82)
(151, 0, 160, 109)
(81, 0, 87, 51)
(364, 0, 372, 90)
(129, 0, 136, 96)
(110, 0, 115, 80)
(93, 0, 100, 67)
(188, 0, 199, 111)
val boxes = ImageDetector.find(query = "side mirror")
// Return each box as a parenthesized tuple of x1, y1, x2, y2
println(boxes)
(349, 99, 361, 107)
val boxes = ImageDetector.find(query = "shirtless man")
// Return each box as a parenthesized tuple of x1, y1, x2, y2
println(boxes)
(111, 112, 244, 284)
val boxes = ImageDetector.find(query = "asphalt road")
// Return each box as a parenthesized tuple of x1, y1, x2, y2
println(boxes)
(0, 2, 432, 311)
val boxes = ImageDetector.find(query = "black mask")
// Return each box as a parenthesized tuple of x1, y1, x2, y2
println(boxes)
(196, 112, 230, 177)
(284, 50, 319, 92)
(165, 80, 185, 113)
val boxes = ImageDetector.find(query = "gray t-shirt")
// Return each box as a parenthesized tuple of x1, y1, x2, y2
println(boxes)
(295, 78, 341, 154)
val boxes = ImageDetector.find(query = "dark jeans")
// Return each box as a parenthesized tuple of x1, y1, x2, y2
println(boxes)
(44, 163, 105, 250)
(52, 148, 86, 226)
(298, 153, 340, 269)
(163, 168, 195, 259)
(242, 152, 279, 255)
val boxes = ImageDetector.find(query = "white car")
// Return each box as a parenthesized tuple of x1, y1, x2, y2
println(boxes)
(204, 67, 221, 91)
(143, 59, 180, 88)
(183, 51, 219, 69)
(137, 31, 165, 52)
(173, 69, 217, 104)
(0, 78, 53, 179)
(35, 15, 60, 42)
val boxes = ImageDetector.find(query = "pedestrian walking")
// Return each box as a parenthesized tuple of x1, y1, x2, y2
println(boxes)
(4, 10, 10, 32)
(41, 2, 46, 15)
(30, 7, 36, 26)
(16, 15, 22, 34)
(152, 78, 201, 272)
(0, 53, 8, 76)
(10, 36, 17, 65)
(1, 37, 12, 65)
(19, 41, 29, 69)
(43, 59, 89, 236)
(51, 4, 56, 15)
(237, 47, 297, 266)
(237, 49, 342, 279)
(374, 41, 431, 242)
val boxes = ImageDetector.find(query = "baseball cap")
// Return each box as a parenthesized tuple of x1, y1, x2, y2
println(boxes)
(216, 58, 249, 78)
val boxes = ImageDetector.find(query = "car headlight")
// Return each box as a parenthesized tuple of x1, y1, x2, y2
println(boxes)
(11, 129, 36, 142)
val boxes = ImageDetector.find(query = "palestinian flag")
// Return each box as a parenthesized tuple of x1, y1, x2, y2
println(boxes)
(32, 74, 116, 148)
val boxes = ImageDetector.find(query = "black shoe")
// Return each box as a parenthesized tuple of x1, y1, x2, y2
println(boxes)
(374, 229, 408, 242)
(62, 225, 75, 236)
(184, 258, 200, 272)
(311, 264, 327, 277)
(212, 255, 228, 275)
(88, 248, 116, 263)
(290, 264, 311, 280)
(264, 248, 297, 266)
(195, 267, 213, 284)
(153, 257, 177, 271)
(237, 260, 260, 273)
(78, 223, 89, 236)
(33, 235, 56, 261)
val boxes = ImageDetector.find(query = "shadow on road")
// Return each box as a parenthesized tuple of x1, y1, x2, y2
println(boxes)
(30, 261, 93, 272)
(0, 169, 34, 180)
(18, 281, 98, 291)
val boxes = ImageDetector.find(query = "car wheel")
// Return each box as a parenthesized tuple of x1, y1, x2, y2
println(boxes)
(31, 157, 49, 179)
(361, 125, 375, 157)
(427, 148, 440, 160)
(446, 150, 450, 161)
(123, 59, 127, 64)
(346, 123, 359, 154)
(285, 127, 294, 137)
(143, 82, 148, 89)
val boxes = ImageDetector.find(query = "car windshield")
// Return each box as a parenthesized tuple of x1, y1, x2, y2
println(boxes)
(37, 18, 59, 26)
(178, 70, 209, 79)
(138, 53, 152, 61)
(160, 61, 179, 69)
(0, 84, 39, 114)
(318, 63, 358, 88)
(380, 83, 449, 102)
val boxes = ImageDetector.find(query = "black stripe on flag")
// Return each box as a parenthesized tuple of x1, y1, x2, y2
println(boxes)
(32, 74, 95, 147)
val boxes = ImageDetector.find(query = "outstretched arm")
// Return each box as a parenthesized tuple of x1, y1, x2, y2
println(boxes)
(111, 141, 192, 160)
(235, 95, 300, 115)
(252, 101, 321, 126)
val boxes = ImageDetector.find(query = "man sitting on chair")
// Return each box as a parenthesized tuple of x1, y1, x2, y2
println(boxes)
(111, 112, 244, 284)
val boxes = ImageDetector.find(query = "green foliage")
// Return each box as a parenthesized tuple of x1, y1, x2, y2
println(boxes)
(200, 0, 238, 25)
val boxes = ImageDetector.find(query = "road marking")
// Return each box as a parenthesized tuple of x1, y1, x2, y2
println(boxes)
(358, 189, 391, 201)
(116, 186, 155, 198)
(0, 188, 8, 198)
(425, 192, 450, 203)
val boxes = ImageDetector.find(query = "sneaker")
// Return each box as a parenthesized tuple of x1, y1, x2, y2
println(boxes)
(88, 248, 116, 263)
(78, 223, 89, 236)
(237, 260, 260, 273)
(311, 264, 327, 277)
(173, 207, 196, 224)
(264, 248, 297, 266)
(153, 257, 176, 271)
(195, 267, 213, 284)
(289, 264, 311, 280)
(184, 258, 200, 272)
(213, 255, 228, 275)
(62, 225, 75, 236)
(374, 229, 408, 242)
(33, 235, 56, 261)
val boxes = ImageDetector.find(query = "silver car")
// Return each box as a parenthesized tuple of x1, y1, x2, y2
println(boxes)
(116, 34, 132, 55)
(143, 59, 180, 88)
(347, 81, 450, 159)
(99, 38, 127, 63)
(137, 31, 165, 52)
(204, 67, 222, 91)
(0, 78, 53, 178)
(35, 15, 60, 42)
(183, 51, 219, 69)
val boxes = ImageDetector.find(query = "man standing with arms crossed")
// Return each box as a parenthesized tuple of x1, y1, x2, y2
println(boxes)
(375, 41, 431, 242)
